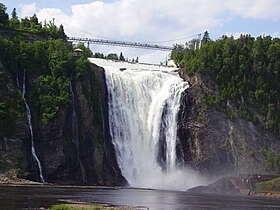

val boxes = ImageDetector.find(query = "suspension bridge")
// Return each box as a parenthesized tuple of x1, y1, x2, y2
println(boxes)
(67, 33, 201, 51)
(67, 37, 174, 51)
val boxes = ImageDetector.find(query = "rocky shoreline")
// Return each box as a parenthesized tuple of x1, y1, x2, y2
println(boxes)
(0, 169, 120, 190)
(1, 172, 280, 200)
(0, 170, 40, 185)
(51, 201, 134, 210)
(187, 174, 280, 199)
(250, 191, 280, 199)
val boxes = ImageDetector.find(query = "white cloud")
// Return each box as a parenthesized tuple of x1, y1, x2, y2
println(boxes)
(37, 0, 226, 41)
(35, 0, 226, 63)
(224, 0, 280, 20)
(19, 2, 36, 18)
(37, 8, 70, 26)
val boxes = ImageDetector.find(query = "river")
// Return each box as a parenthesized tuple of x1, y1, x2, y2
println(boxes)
(1, 185, 280, 209)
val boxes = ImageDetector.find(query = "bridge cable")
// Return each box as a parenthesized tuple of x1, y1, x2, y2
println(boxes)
(65, 22, 201, 45)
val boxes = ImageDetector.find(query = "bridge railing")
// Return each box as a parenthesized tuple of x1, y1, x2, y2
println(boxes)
(67, 37, 174, 51)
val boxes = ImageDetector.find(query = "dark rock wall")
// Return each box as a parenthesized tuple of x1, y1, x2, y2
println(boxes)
(0, 63, 126, 185)
(2, 61, 280, 185)
(177, 71, 280, 178)
(38, 63, 126, 185)
(74, 63, 126, 185)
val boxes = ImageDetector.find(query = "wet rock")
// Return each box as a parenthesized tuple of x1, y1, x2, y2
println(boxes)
(178, 71, 280, 178)
(188, 177, 240, 194)
(0, 63, 126, 186)
(38, 63, 126, 185)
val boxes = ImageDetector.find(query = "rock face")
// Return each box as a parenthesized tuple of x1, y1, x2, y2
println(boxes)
(177, 71, 280, 178)
(187, 177, 240, 194)
(39, 63, 126, 185)
(1, 62, 280, 185)
(0, 63, 126, 185)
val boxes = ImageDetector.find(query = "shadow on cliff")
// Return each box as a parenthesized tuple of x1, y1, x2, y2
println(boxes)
(177, 70, 280, 180)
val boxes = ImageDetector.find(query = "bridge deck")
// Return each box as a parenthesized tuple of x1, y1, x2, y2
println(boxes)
(67, 37, 174, 51)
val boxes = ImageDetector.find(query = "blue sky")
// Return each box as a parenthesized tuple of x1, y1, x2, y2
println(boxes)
(2, 0, 280, 63)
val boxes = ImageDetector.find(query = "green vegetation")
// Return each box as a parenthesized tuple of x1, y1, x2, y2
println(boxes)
(0, 161, 9, 173)
(74, 43, 93, 58)
(75, 56, 91, 80)
(172, 32, 280, 134)
(0, 3, 9, 27)
(256, 177, 280, 193)
(0, 3, 66, 39)
(76, 56, 103, 128)
(51, 204, 89, 210)
(106, 53, 118, 60)
(51, 204, 116, 210)
(261, 147, 280, 172)
(1, 2, 122, 134)
(93, 52, 126, 61)
(0, 3, 113, 135)
(267, 152, 280, 172)
(0, 3, 72, 132)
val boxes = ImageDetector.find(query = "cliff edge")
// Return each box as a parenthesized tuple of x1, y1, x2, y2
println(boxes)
(178, 71, 280, 178)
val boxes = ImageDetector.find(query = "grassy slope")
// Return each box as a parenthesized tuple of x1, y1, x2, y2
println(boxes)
(255, 177, 280, 193)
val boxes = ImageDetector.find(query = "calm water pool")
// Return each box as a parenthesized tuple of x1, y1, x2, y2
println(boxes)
(0, 185, 280, 209)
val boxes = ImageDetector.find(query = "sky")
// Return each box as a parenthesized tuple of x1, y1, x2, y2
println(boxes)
(2, 0, 280, 64)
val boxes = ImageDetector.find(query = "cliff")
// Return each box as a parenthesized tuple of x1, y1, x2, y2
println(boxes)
(177, 71, 280, 178)
(1, 57, 280, 185)
(0, 62, 126, 185)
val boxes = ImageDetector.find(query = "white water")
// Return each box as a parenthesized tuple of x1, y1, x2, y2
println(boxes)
(70, 81, 86, 183)
(22, 70, 44, 182)
(90, 58, 207, 191)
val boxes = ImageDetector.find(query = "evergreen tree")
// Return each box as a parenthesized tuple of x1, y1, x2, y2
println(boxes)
(58, 24, 66, 40)
(29, 14, 42, 32)
(11, 8, 17, 19)
(20, 17, 31, 29)
(0, 3, 9, 27)
(94, 52, 104, 59)
(201, 31, 211, 46)
(171, 33, 280, 134)
(107, 53, 118, 60)
(30, 13, 39, 25)
(9, 8, 19, 29)
(119, 52, 125, 61)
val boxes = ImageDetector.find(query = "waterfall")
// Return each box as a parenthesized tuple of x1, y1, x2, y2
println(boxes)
(22, 70, 44, 182)
(91, 58, 206, 190)
(70, 79, 86, 183)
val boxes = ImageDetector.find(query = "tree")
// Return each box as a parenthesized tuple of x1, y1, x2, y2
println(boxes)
(11, 8, 18, 19)
(29, 14, 42, 32)
(20, 17, 31, 29)
(30, 13, 39, 25)
(9, 8, 19, 29)
(171, 44, 184, 65)
(58, 24, 66, 40)
(119, 52, 125, 61)
(186, 39, 198, 50)
(201, 31, 211, 46)
(94, 52, 104, 59)
(0, 3, 9, 27)
(106, 53, 118, 60)
(171, 32, 280, 134)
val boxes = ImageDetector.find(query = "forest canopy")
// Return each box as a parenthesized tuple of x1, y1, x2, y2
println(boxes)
(172, 32, 280, 134)
(0, 3, 72, 133)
